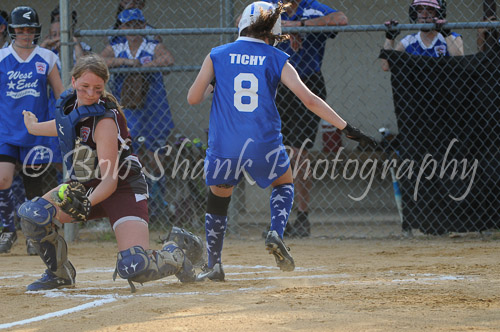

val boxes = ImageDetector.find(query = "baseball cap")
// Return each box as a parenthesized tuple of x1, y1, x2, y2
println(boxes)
(118, 8, 145, 24)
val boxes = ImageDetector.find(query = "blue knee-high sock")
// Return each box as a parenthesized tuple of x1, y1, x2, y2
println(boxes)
(11, 174, 26, 211)
(0, 188, 16, 232)
(205, 213, 227, 268)
(270, 184, 294, 239)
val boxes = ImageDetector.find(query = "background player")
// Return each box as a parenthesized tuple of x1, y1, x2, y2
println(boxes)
(0, 6, 63, 255)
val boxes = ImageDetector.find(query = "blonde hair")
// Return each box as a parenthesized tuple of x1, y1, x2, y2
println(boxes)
(71, 53, 127, 122)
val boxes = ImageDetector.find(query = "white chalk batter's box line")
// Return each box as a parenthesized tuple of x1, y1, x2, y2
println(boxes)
(0, 265, 479, 289)
(0, 266, 480, 330)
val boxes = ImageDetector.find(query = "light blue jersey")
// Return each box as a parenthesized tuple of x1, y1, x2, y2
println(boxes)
(209, 37, 289, 159)
(0, 44, 58, 147)
(401, 31, 461, 57)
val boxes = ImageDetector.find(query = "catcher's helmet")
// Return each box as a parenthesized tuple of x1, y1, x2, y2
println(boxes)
(238, 1, 281, 42)
(409, 0, 446, 23)
(8, 6, 41, 44)
(164, 227, 204, 266)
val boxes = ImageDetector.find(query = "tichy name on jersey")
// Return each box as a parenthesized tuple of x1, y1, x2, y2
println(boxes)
(229, 53, 266, 66)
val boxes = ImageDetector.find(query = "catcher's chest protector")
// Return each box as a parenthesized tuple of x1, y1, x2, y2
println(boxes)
(55, 89, 107, 178)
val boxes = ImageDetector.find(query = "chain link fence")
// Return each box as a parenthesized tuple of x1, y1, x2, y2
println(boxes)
(5, 0, 500, 239)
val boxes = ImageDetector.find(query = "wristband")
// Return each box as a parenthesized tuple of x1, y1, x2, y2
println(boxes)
(300, 20, 305, 26)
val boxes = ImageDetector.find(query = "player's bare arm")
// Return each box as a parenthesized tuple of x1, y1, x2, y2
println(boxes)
(187, 54, 215, 105)
(88, 118, 120, 206)
(280, 62, 347, 130)
(48, 65, 64, 99)
(22, 111, 57, 136)
(143, 42, 174, 67)
(101, 45, 141, 68)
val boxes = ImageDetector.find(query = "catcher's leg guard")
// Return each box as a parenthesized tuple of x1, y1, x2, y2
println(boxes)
(18, 197, 76, 283)
(162, 227, 205, 266)
(162, 241, 196, 283)
(113, 242, 196, 292)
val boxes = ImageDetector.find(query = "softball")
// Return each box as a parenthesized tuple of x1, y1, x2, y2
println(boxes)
(58, 184, 69, 201)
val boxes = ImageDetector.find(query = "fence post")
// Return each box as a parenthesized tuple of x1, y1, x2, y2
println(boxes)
(60, 0, 77, 242)
(483, 0, 498, 50)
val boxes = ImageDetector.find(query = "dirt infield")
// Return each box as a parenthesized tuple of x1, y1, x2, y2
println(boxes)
(1, 231, 499, 332)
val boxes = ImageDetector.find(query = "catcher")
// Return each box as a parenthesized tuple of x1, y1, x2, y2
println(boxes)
(19, 53, 200, 292)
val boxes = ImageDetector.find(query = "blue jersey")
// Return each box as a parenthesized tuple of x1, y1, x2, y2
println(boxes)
(108, 37, 174, 133)
(209, 37, 289, 159)
(400, 32, 461, 57)
(263, 0, 336, 77)
(0, 45, 58, 147)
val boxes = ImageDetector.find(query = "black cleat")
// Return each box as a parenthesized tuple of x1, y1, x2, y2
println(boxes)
(196, 263, 225, 282)
(265, 230, 295, 272)
(27, 269, 75, 291)
(0, 231, 17, 253)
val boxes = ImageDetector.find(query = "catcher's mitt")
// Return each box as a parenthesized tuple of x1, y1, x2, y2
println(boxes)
(120, 73, 150, 109)
(52, 182, 92, 222)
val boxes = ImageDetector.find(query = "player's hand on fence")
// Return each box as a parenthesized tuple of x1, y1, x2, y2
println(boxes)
(52, 182, 92, 222)
(384, 20, 400, 40)
(342, 123, 378, 148)
(434, 18, 451, 37)
(22, 110, 38, 134)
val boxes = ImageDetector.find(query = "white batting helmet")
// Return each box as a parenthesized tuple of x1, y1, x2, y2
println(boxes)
(411, 0, 440, 9)
(238, 1, 281, 37)
(409, 0, 447, 23)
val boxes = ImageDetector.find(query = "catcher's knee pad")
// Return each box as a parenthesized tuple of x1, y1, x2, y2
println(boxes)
(207, 190, 231, 216)
(18, 197, 57, 240)
(114, 244, 195, 292)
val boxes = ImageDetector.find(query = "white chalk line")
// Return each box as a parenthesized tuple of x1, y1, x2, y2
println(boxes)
(0, 264, 322, 281)
(0, 283, 278, 330)
(0, 297, 117, 330)
(0, 266, 481, 330)
(0, 264, 326, 329)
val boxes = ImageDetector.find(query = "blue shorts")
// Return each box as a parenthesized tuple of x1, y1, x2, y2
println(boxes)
(204, 146, 290, 189)
(0, 140, 61, 165)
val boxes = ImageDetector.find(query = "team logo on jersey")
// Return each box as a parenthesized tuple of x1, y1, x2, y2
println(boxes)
(141, 56, 152, 64)
(434, 45, 447, 56)
(80, 127, 91, 142)
(35, 62, 47, 74)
